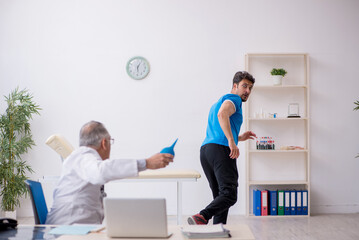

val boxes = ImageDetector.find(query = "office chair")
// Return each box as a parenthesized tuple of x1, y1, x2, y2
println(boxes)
(25, 180, 48, 224)
(45, 134, 74, 161)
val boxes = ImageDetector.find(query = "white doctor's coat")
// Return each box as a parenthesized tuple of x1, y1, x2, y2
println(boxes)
(45, 146, 143, 225)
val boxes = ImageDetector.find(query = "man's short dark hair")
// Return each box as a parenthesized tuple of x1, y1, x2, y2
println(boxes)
(233, 71, 255, 85)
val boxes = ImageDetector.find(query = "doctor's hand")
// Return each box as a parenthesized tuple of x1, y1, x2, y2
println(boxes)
(146, 153, 174, 169)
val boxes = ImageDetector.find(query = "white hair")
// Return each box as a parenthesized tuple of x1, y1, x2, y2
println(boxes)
(79, 121, 109, 147)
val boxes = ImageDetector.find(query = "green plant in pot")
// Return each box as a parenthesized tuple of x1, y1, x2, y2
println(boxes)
(270, 68, 287, 86)
(0, 88, 41, 215)
(354, 100, 359, 158)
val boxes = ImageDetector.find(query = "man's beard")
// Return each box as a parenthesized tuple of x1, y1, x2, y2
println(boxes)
(241, 95, 249, 102)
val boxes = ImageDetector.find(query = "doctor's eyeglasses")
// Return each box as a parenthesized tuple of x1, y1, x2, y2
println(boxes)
(107, 138, 115, 145)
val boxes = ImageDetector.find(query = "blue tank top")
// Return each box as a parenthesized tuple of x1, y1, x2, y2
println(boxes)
(202, 94, 243, 147)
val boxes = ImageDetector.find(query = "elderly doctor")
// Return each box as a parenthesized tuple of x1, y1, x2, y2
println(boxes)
(45, 121, 174, 225)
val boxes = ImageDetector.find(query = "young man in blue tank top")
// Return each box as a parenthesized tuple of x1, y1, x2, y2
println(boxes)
(188, 71, 256, 225)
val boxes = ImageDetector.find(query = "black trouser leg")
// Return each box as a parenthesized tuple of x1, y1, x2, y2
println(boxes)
(199, 143, 238, 224)
(213, 208, 229, 225)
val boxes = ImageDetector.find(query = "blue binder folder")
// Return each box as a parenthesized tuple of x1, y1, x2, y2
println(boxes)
(253, 189, 261, 216)
(296, 191, 303, 215)
(290, 191, 296, 215)
(302, 190, 308, 215)
(269, 191, 277, 215)
(284, 191, 290, 215)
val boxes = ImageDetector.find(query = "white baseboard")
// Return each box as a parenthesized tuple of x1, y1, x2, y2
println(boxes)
(311, 204, 359, 214)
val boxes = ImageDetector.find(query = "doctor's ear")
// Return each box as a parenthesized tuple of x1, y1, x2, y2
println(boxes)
(101, 138, 108, 149)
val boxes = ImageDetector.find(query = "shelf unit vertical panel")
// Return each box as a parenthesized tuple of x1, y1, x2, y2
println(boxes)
(244, 54, 250, 217)
(306, 55, 311, 215)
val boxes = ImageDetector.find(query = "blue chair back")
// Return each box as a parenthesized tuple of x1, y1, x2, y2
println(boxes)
(25, 180, 48, 224)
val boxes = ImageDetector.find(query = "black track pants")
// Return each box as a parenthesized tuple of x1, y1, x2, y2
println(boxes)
(199, 143, 238, 224)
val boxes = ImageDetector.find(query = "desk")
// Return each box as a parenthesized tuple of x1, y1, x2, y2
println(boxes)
(56, 224, 255, 240)
(42, 169, 201, 225)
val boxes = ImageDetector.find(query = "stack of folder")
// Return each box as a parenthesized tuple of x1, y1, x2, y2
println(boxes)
(181, 224, 231, 239)
(253, 189, 308, 216)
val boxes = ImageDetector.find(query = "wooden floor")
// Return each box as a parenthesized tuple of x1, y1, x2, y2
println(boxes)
(226, 214, 359, 240)
(18, 213, 359, 240)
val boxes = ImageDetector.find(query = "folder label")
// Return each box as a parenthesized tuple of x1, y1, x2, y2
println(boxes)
(290, 191, 296, 215)
(262, 192, 267, 207)
(291, 192, 296, 206)
(297, 192, 302, 207)
(285, 192, 290, 207)
(279, 192, 284, 206)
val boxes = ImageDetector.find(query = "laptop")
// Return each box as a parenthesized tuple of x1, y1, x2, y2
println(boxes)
(103, 198, 171, 238)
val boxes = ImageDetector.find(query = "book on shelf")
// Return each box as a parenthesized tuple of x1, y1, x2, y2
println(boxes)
(253, 189, 261, 216)
(269, 190, 277, 215)
(278, 190, 284, 215)
(284, 191, 291, 215)
(181, 224, 231, 239)
(297, 191, 303, 215)
(261, 190, 269, 216)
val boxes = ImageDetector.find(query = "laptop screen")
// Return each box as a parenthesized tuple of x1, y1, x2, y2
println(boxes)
(103, 198, 170, 238)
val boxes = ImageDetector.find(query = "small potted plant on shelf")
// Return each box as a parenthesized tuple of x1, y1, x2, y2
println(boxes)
(270, 68, 287, 85)
(0, 87, 41, 218)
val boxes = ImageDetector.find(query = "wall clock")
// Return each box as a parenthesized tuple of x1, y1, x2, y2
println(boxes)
(126, 56, 150, 80)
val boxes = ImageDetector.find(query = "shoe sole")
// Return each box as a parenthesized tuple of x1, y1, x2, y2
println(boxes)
(187, 217, 195, 225)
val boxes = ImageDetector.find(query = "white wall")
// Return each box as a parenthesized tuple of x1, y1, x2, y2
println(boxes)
(1, 0, 359, 217)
